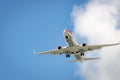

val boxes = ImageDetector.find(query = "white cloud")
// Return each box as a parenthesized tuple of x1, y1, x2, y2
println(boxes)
(72, 0, 120, 80)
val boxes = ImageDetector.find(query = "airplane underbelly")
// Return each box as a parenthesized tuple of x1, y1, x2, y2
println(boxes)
(74, 54, 83, 61)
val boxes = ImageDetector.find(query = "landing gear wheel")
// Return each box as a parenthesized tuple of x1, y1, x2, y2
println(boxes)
(80, 53, 84, 56)
(66, 54, 70, 58)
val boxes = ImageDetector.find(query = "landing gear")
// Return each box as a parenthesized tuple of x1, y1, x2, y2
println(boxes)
(66, 54, 70, 58)
(80, 53, 84, 56)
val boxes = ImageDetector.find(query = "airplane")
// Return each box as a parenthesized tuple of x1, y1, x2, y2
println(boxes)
(34, 29, 120, 62)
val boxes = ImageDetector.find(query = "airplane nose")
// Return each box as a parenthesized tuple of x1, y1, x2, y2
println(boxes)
(64, 29, 67, 33)
(64, 29, 67, 32)
(63, 29, 68, 36)
(64, 29, 72, 34)
(64, 29, 70, 33)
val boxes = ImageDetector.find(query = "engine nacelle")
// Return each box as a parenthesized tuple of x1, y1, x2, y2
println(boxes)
(58, 46, 62, 50)
(82, 43, 87, 46)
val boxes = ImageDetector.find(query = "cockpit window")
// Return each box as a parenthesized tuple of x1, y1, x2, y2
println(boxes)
(65, 36, 68, 39)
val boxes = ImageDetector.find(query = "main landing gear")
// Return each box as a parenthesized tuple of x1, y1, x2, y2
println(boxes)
(66, 54, 70, 58)
(80, 53, 84, 56)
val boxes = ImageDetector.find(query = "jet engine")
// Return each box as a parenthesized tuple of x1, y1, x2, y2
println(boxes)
(82, 43, 87, 46)
(58, 46, 62, 50)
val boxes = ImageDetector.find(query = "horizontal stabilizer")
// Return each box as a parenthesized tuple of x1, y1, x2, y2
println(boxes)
(84, 57, 100, 61)
(68, 60, 78, 62)
(68, 57, 100, 62)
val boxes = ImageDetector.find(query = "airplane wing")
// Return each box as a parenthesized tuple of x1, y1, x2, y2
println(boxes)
(34, 49, 65, 55)
(34, 42, 120, 55)
(86, 42, 120, 51)
(34, 46, 72, 55)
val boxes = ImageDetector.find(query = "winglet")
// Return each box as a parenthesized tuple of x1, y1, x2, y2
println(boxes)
(118, 41, 120, 45)
(34, 50, 36, 54)
(117, 41, 120, 45)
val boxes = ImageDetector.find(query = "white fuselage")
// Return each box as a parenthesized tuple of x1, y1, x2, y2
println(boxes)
(63, 29, 84, 62)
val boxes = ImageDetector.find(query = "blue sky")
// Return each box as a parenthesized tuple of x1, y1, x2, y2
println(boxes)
(0, 0, 88, 80)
